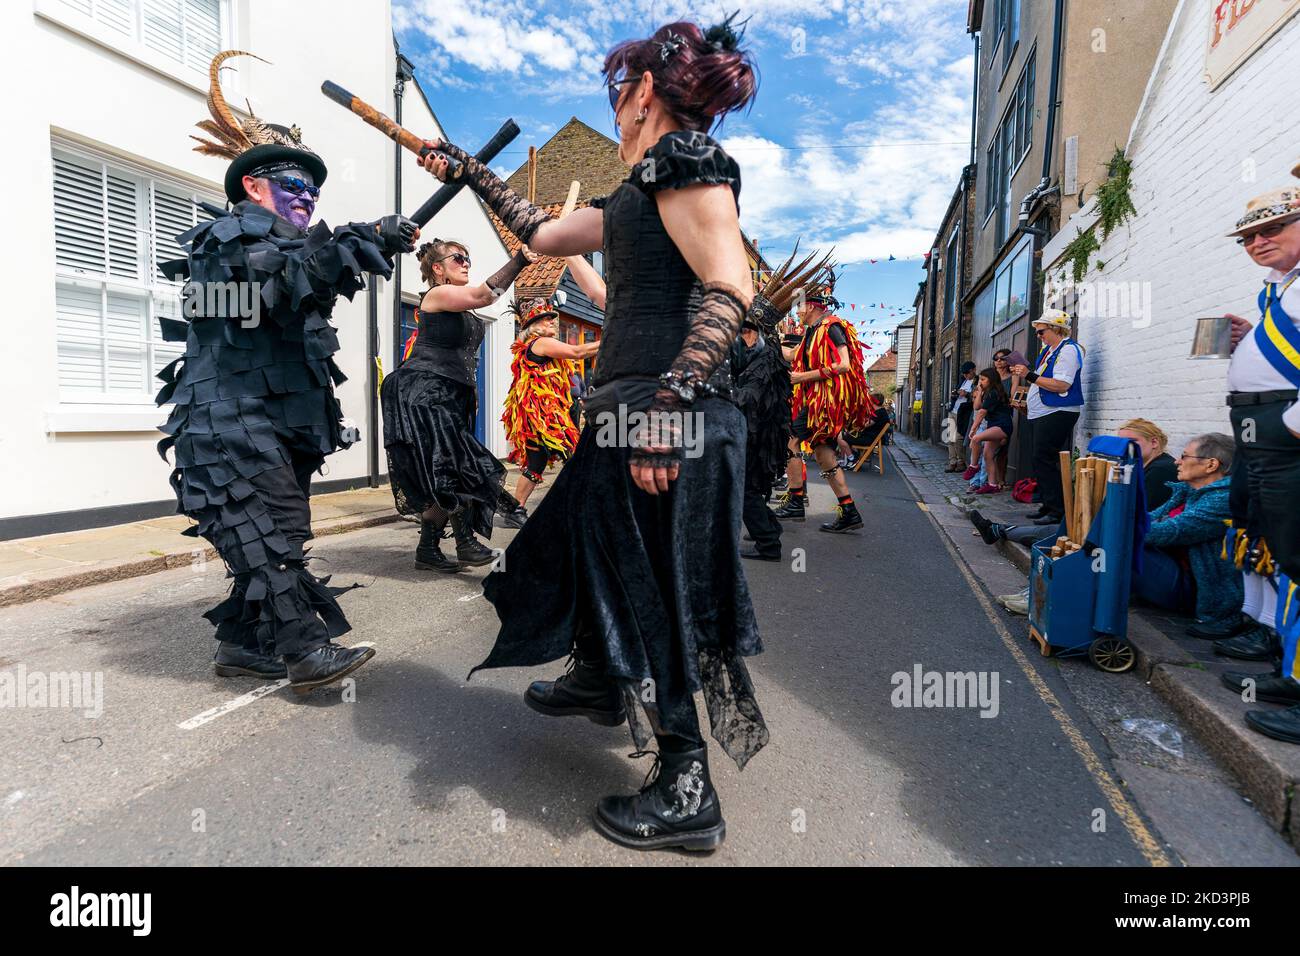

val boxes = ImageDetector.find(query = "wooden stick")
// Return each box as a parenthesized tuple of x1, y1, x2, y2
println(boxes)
(1059, 451, 1074, 542)
(1092, 461, 1108, 516)
(559, 180, 580, 219)
(1078, 466, 1095, 540)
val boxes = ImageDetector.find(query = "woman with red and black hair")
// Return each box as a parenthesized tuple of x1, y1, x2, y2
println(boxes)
(421, 14, 766, 851)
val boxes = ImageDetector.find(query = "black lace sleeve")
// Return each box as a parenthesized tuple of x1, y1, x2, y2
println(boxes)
(631, 130, 740, 202)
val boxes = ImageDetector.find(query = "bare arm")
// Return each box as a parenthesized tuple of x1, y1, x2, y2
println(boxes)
(791, 344, 850, 383)
(530, 336, 599, 361)
(565, 253, 607, 310)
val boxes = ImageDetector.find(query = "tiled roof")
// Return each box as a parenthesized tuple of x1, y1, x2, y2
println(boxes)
(866, 350, 898, 373)
(483, 202, 583, 298)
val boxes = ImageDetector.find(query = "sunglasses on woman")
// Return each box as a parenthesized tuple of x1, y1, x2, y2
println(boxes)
(607, 77, 641, 111)
(269, 175, 320, 199)
(438, 252, 471, 268)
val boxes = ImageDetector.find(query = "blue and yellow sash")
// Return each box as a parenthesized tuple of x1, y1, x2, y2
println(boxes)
(1253, 274, 1300, 388)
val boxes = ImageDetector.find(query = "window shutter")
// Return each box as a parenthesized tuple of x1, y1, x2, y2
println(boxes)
(53, 155, 107, 276)
(107, 171, 142, 281)
(56, 285, 105, 392)
(183, 0, 222, 72)
(152, 184, 196, 283)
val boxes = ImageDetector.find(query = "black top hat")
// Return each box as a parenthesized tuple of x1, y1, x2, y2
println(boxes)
(225, 137, 328, 204)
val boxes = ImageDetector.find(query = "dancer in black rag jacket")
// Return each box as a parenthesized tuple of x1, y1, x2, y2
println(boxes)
(733, 247, 832, 562)
(381, 238, 537, 572)
(156, 51, 417, 693)
(420, 15, 767, 851)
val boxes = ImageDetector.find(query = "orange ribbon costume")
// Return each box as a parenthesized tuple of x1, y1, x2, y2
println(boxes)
(502, 337, 581, 469)
(791, 315, 873, 447)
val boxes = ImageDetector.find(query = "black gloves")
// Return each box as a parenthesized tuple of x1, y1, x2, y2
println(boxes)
(372, 215, 420, 255)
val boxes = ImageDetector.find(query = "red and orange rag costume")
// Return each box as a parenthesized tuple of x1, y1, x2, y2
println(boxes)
(502, 301, 581, 474)
(791, 315, 873, 447)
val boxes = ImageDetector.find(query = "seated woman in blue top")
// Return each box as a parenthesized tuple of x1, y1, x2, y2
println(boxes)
(1133, 433, 1242, 632)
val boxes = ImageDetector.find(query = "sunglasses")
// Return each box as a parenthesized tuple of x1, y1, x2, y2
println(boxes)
(437, 252, 471, 268)
(1236, 220, 1292, 245)
(607, 77, 640, 111)
(268, 175, 320, 199)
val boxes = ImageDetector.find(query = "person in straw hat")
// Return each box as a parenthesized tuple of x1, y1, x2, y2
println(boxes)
(156, 52, 418, 694)
(1010, 308, 1085, 526)
(1213, 184, 1300, 745)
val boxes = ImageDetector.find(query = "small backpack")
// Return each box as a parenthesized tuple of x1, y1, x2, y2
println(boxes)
(1011, 478, 1038, 504)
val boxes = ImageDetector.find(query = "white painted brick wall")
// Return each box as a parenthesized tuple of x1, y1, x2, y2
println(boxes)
(1062, 7, 1300, 453)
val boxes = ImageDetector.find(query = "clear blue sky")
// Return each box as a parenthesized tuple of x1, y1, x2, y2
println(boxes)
(394, 0, 974, 354)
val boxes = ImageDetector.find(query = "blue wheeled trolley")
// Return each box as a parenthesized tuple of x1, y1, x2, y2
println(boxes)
(1027, 437, 1145, 673)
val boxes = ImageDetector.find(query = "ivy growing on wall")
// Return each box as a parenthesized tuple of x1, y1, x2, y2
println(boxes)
(1056, 147, 1137, 284)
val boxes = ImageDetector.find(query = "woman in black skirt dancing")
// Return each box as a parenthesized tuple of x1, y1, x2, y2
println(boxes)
(381, 238, 533, 572)
(421, 15, 766, 851)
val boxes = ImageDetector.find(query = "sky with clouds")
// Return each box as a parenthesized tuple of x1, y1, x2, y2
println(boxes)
(393, 0, 975, 355)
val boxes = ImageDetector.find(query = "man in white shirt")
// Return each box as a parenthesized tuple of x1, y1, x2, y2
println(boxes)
(1010, 309, 1085, 525)
(1211, 185, 1300, 745)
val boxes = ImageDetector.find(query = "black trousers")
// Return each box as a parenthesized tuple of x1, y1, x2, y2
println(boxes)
(742, 486, 783, 558)
(1230, 399, 1300, 581)
(1030, 410, 1079, 517)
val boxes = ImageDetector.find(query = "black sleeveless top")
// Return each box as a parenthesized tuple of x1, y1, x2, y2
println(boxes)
(588, 130, 741, 390)
(406, 306, 486, 386)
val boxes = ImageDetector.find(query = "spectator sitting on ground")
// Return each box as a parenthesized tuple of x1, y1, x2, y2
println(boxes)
(1131, 433, 1241, 632)
(968, 417, 1177, 547)
(1117, 417, 1178, 510)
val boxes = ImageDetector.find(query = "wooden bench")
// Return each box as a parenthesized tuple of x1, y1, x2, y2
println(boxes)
(850, 423, 891, 474)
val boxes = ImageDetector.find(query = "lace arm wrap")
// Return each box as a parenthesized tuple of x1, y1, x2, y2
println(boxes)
(485, 249, 532, 299)
(436, 139, 551, 244)
(632, 282, 748, 468)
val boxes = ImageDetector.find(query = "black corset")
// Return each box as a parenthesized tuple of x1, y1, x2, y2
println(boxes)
(588, 130, 742, 392)
(407, 309, 485, 386)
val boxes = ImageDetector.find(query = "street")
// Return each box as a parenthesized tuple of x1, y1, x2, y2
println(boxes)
(4, 457, 1292, 866)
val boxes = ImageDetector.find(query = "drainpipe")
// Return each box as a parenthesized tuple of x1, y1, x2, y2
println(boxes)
(392, 52, 415, 365)
(366, 281, 378, 487)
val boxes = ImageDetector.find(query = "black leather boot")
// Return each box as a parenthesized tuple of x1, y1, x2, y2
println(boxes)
(213, 642, 287, 679)
(1213, 623, 1279, 661)
(1222, 670, 1300, 704)
(285, 643, 376, 695)
(771, 491, 806, 522)
(1188, 613, 1251, 639)
(594, 746, 726, 851)
(524, 656, 625, 726)
(1245, 704, 1300, 744)
(416, 519, 462, 573)
(451, 513, 496, 567)
(819, 500, 863, 533)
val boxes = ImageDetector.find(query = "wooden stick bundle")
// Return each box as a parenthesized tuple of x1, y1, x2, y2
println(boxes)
(1050, 455, 1117, 555)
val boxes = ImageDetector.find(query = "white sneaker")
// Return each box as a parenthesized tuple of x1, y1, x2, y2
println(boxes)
(997, 587, 1029, 616)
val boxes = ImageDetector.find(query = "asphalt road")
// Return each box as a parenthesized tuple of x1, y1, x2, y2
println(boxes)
(1, 460, 1293, 865)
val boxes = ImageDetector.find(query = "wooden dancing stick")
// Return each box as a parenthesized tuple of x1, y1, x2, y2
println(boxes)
(320, 79, 520, 228)
(1059, 450, 1075, 543)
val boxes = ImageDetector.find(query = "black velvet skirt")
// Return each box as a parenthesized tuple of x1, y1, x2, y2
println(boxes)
(473, 396, 769, 770)
(381, 366, 505, 538)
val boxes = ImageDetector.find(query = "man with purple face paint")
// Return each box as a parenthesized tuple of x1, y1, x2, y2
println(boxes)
(155, 52, 418, 694)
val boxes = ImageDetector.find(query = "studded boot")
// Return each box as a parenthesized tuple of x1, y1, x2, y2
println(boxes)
(594, 746, 726, 852)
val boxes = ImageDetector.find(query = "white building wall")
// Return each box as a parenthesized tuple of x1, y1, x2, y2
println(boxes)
(1044, 2, 1300, 452)
(2, 0, 512, 525)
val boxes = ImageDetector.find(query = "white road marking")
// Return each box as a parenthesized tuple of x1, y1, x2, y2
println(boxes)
(177, 641, 378, 730)
(178, 681, 290, 730)
(458, 593, 480, 602)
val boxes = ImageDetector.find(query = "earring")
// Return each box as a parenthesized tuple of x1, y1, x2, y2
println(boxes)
(635, 108, 648, 124)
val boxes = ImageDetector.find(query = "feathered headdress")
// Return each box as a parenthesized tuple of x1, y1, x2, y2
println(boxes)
(509, 295, 560, 330)
(193, 51, 327, 203)
(747, 241, 835, 332)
